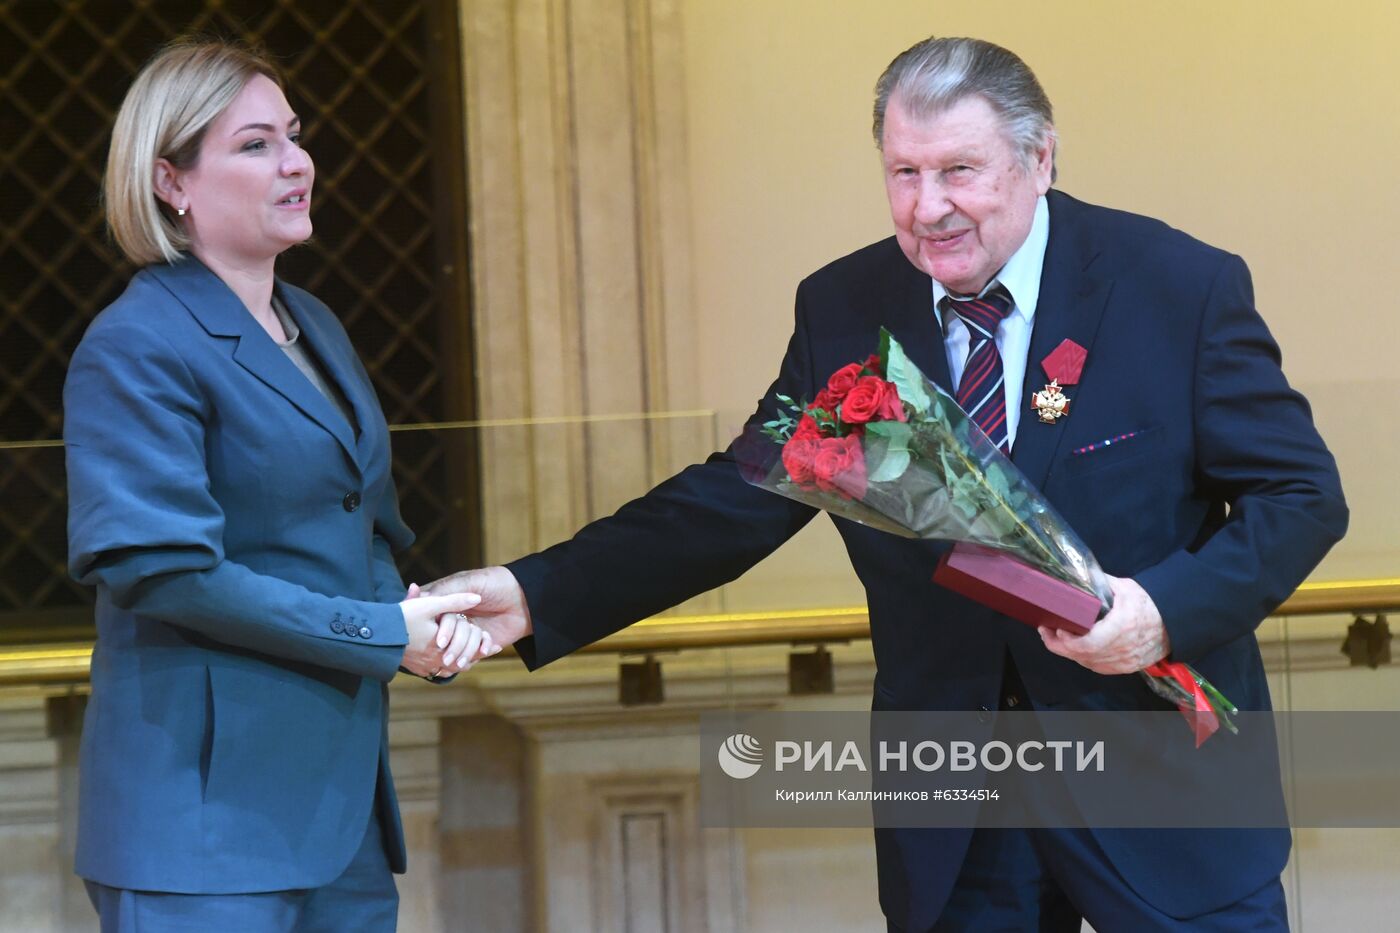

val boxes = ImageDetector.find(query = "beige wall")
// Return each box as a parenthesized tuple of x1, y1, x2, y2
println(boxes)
(677, 0, 1400, 598)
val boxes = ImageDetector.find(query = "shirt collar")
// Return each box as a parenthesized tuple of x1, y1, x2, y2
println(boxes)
(932, 194, 1050, 329)
(270, 292, 302, 348)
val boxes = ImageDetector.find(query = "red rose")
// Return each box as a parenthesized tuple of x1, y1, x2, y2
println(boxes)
(812, 435, 867, 499)
(862, 354, 883, 376)
(875, 382, 906, 422)
(792, 414, 822, 440)
(782, 435, 821, 488)
(808, 389, 839, 419)
(837, 435, 869, 499)
(840, 376, 890, 424)
(825, 362, 863, 402)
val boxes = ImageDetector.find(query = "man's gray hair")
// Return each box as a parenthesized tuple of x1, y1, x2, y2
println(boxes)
(873, 37, 1057, 181)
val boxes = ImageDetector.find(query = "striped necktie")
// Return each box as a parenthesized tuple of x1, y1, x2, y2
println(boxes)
(945, 286, 1015, 452)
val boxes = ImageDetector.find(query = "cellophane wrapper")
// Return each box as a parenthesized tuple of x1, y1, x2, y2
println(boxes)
(735, 329, 1235, 743)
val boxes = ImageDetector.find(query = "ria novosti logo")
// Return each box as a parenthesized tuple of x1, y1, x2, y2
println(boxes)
(717, 733, 764, 779)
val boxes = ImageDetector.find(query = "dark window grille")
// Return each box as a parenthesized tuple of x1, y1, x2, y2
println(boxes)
(0, 0, 479, 634)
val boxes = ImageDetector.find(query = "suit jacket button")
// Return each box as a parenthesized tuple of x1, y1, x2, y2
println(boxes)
(331, 620, 344, 634)
(343, 491, 361, 512)
(359, 626, 372, 639)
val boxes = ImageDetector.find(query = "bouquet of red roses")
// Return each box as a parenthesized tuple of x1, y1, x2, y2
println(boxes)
(744, 328, 1237, 746)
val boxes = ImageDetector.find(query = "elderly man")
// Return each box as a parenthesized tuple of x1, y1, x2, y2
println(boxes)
(431, 37, 1346, 930)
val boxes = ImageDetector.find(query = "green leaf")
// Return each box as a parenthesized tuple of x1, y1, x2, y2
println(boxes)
(861, 430, 888, 470)
(809, 407, 836, 433)
(864, 421, 912, 482)
(969, 508, 1017, 541)
(864, 420, 912, 444)
(869, 448, 911, 483)
(939, 448, 959, 486)
(984, 462, 1011, 502)
(952, 497, 979, 520)
(880, 328, 931, 416)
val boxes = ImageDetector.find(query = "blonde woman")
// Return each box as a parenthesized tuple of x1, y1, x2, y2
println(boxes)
(65, 40, 492, 930)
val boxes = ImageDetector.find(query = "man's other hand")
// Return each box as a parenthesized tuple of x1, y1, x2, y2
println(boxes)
(1038, 575, 1170, 675)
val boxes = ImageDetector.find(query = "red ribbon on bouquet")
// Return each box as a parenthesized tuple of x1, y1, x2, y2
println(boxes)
(1144, 660, 1219, 748)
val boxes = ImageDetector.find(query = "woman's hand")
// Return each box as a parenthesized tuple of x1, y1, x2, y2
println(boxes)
(432, 604, 505, 671)
(399, 589, 485, 678)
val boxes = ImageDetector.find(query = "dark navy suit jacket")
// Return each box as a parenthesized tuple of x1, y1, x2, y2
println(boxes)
(505, 190, 1347, 923)
(65, 256, 414, 893)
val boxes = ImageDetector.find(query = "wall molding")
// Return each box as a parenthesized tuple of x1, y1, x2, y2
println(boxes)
(458, 0, 700, 567)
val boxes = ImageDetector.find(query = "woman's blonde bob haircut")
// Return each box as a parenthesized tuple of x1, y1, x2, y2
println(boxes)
(104, 39, 283, 266)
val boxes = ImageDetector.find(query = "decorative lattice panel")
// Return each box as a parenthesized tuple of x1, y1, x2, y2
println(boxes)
(0, 0, 474, 621)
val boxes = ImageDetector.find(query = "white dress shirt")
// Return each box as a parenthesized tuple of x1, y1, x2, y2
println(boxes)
(931, 195, 1050, 449)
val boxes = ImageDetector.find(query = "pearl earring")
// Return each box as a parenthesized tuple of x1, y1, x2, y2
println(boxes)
(177, 207, 187, 217)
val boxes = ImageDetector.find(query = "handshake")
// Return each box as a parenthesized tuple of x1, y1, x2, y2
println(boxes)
(395, 566, 533, 680)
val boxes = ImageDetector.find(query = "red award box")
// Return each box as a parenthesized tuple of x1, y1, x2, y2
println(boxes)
(933, 542, 1102, 634)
